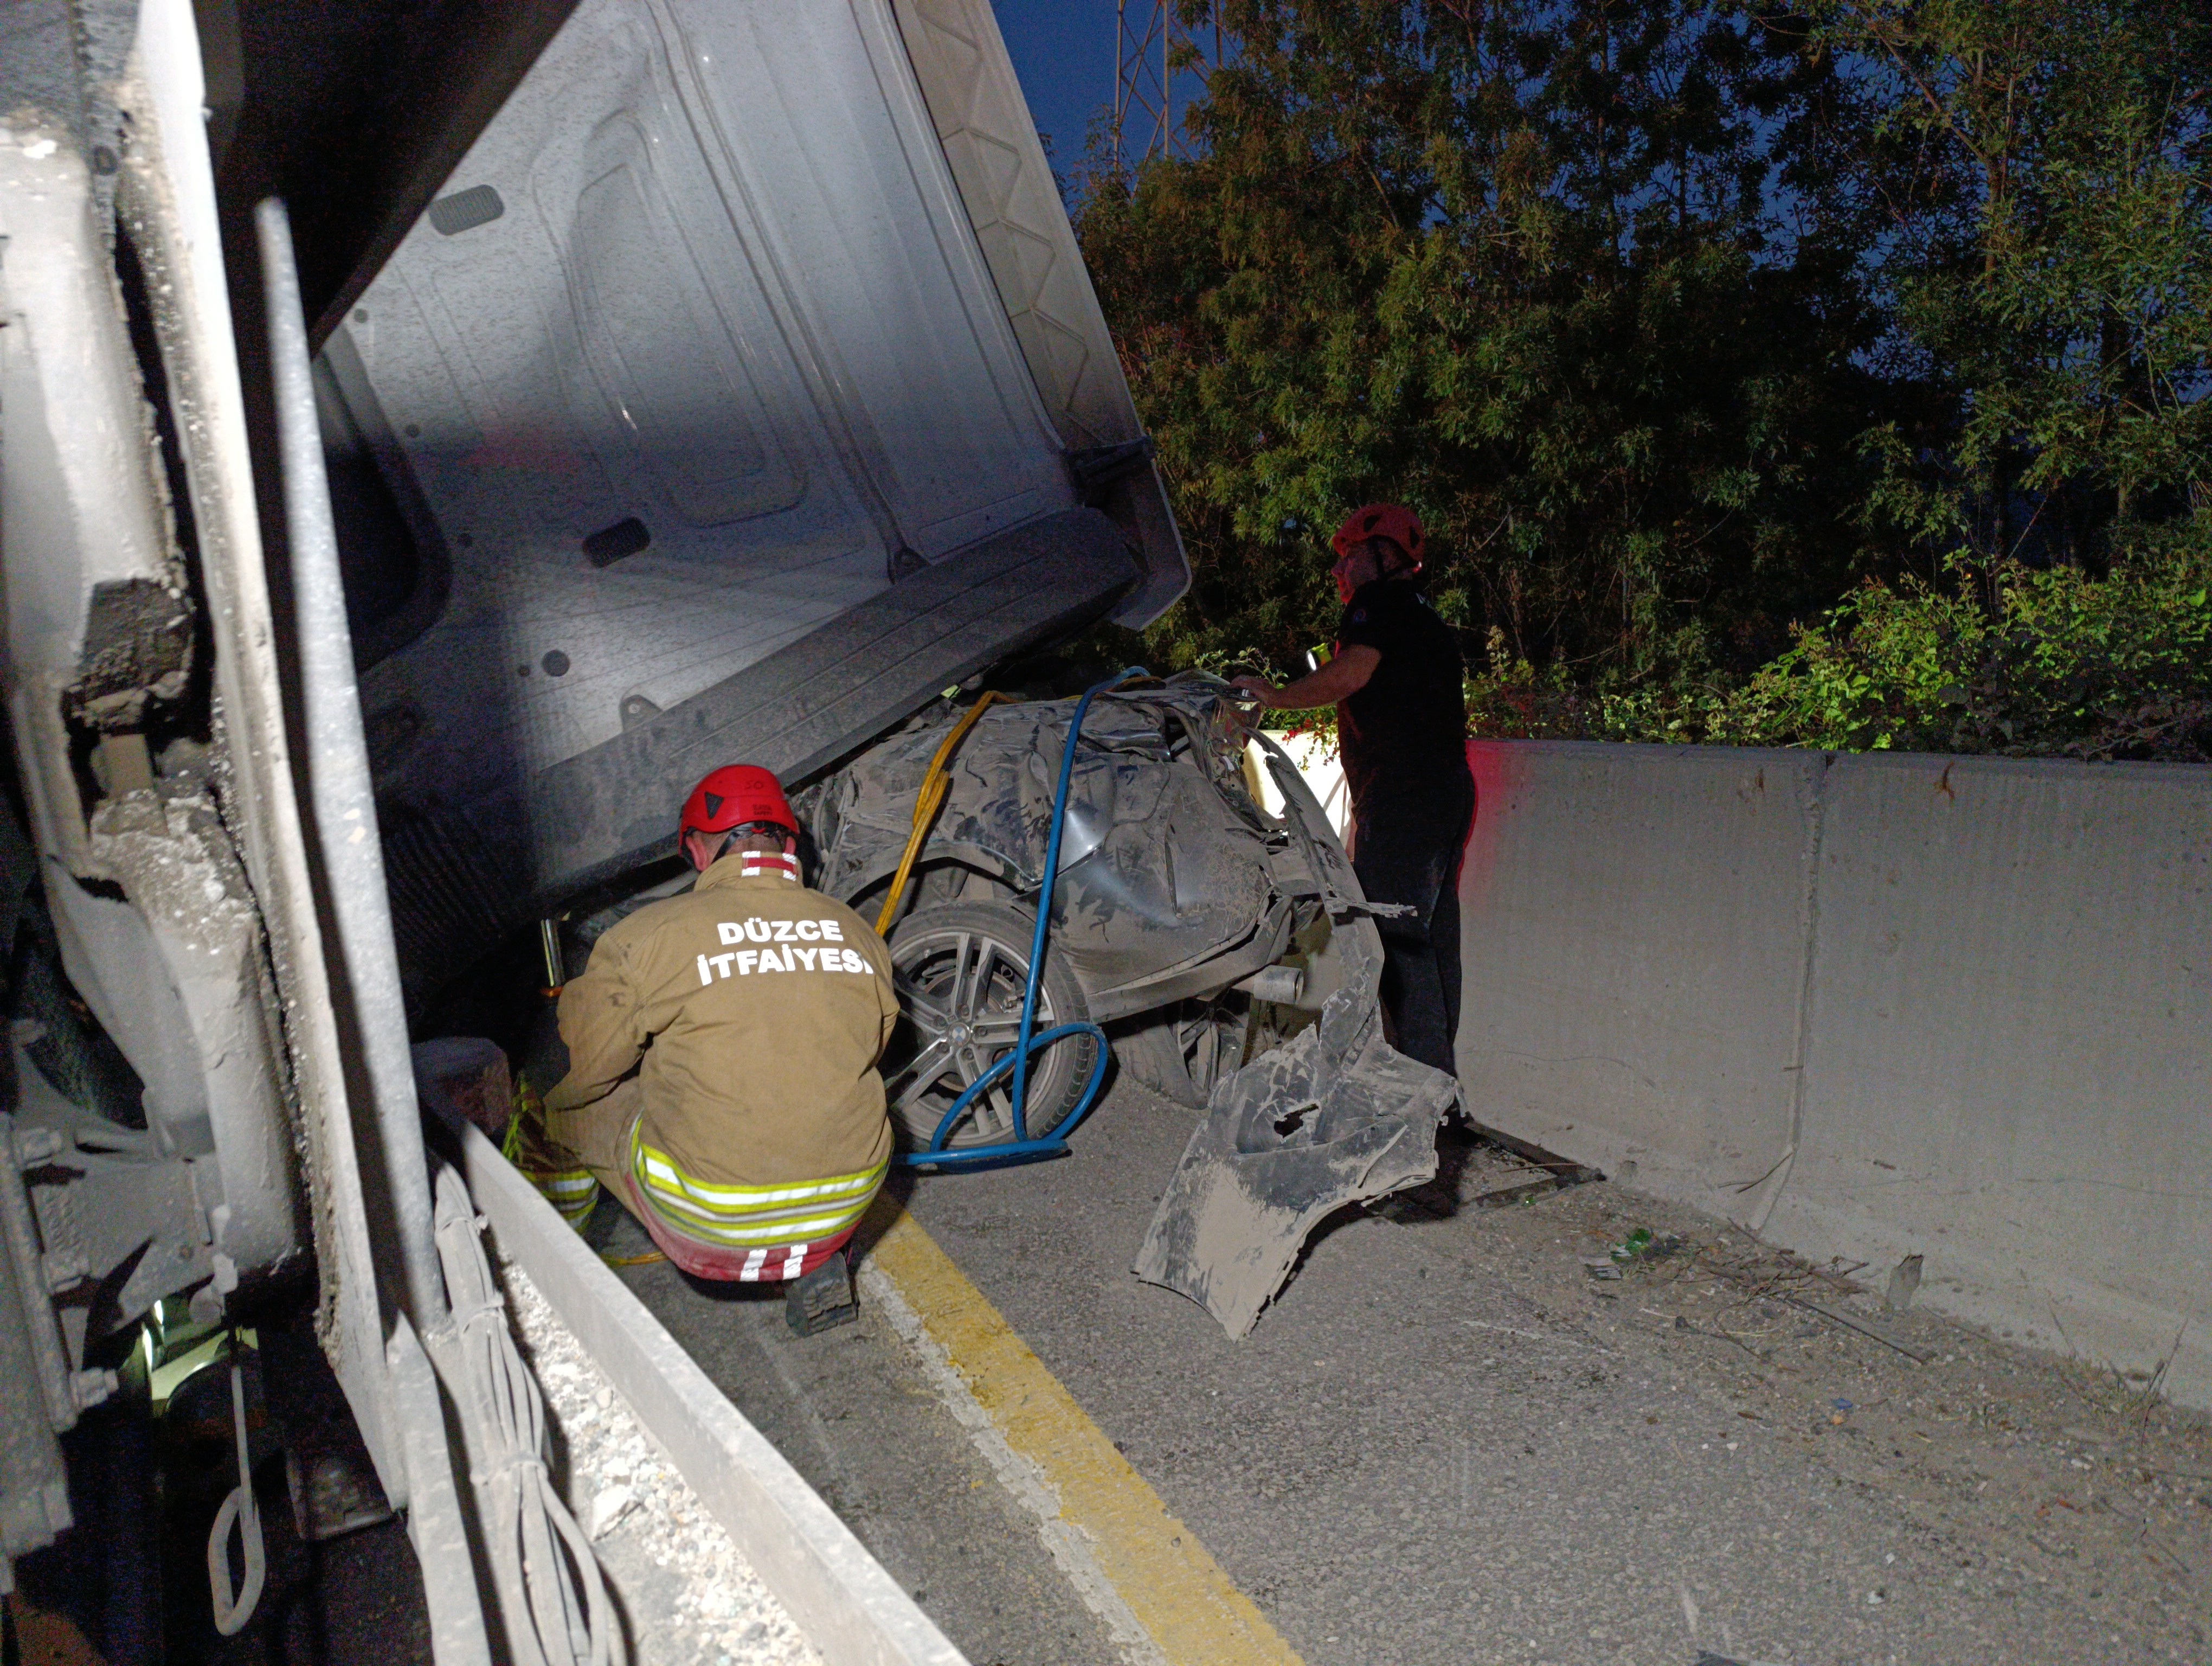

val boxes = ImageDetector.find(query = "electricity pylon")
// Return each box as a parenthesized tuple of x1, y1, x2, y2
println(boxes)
(1113, 0, 1195, 172)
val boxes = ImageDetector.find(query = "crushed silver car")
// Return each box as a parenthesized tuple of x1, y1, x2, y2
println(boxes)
(795, 675, 1461, 1334)
(802, 676, 1290, 1145)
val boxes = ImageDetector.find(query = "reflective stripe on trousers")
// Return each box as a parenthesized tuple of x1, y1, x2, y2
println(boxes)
(525, 1122, 884, 1264)
(628, 1131, 885, 1250)
(533, 1164, 599, 1230)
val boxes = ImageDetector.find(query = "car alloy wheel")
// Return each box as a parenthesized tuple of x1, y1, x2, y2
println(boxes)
(882, 902, 1099, 1151)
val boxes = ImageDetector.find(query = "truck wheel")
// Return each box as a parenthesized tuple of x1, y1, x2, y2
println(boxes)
(883, 902, 1100, 1152)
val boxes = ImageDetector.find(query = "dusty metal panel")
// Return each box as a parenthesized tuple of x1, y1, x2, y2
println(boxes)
(379, 505, 1135, 995)
(523, 507, 1137, 887)
(386, 1315, 496, 1666)
(11, 1053, 213, 1351)
(323, 0, 1186, 988)
(1134, 735, 1460, 1337)
(0, 87, 306, 1340)
(443, 1110, 970, 1666)
(338, 0, 1078, 796)
(261, 195, 456, 1336)
(87, 792, 306, 1281)
(311, 0, 1190, 992)
(886, 0, 1190, 626)
(0, 120, 188, 877)
(0, 1118, 74, 1595)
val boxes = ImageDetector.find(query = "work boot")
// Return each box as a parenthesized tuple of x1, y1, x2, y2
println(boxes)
(785, 1249, 857, 1336)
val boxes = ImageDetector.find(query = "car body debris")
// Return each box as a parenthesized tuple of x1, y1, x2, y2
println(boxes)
(1128, 726, 1459, 1336)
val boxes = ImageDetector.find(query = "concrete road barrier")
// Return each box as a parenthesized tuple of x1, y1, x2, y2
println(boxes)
(1452, 740, 2212, 1408)
(1456, 742, 1823, 1221)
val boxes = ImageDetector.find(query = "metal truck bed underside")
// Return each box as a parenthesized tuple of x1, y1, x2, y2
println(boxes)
(381, 507, 1138, 992)
(316, 0, 1181, 996)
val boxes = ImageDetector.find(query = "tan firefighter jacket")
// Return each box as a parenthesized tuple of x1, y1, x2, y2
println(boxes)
(544, 853, 898, 1191)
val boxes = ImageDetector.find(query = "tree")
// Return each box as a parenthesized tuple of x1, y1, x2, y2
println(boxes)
(1723, 0, 2212, 760)
(1080, 1, 2212, 759)
(1080, 0, 1907, 687)
(1805, 0, 2211, 571)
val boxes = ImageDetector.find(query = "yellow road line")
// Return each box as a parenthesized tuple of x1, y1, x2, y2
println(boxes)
(866, 1204, 1306, 1666)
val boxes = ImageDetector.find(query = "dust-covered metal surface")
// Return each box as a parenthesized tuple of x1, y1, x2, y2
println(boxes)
(811, 678, 1287, 1022)
(318, 0, 1172, 999)
(1129, 736, 1461, 1337)
(0, 43, 312, 1356)
(287, 0, 1190, 1004)
(885, 0, 1187, 629)
(1130, 966, 1458, 1340)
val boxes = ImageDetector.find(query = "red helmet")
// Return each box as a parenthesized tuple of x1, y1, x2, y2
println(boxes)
(679, 765, 795, 850)
(1330, 503, 1425, 571)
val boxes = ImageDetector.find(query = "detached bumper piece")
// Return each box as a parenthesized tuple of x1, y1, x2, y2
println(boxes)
(1133, 953, 1459, 1340)
(1131, 723, 1461, 1338)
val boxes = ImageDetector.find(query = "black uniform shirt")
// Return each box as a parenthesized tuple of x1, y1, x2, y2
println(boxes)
(1335, 578, 1470, 813)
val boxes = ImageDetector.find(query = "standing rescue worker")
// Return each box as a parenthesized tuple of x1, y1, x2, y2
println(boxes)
(524, 765, 896, 1334)
(1232, 504, 1474, 1078)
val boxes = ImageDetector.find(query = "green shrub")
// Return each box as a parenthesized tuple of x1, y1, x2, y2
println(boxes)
(1724, 533, 2212, 761)
(1464, 532, 2212, 761)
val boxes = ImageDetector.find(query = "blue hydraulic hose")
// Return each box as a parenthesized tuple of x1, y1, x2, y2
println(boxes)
(899, 668, 1143, 1168)
(1008, 668, 1139, 1123)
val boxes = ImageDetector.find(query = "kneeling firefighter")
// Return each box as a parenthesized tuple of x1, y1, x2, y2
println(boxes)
(525, 765, 897, 1334)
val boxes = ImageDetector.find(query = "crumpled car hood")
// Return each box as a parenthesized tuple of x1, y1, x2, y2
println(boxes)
(814, 680, 1277, 1009)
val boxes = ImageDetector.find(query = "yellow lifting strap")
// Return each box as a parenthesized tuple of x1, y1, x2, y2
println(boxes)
(874, 691, 1015, 937)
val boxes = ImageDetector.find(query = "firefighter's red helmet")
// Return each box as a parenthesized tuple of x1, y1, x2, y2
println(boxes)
(1330, 503, 1426, 571)
(679, 765, 795, 850)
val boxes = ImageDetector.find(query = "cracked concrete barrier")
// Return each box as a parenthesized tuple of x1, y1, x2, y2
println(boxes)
(1451, 739, 2212, 1409)
(1768, 753, 2212, 1407)
(1455, 741, 1824, 1221)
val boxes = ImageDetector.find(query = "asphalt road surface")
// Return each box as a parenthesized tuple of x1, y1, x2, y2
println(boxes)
(615, 1080, 2212, 1666)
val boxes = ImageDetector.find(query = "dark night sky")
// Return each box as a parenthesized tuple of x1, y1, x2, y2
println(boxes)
(988, 0, 1119, 175)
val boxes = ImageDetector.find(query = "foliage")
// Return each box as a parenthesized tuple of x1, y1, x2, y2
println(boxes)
(1725, 532, 2212, 759)
(1078, 0, 2212, 758)
(1463, 529, 2212, 760)
(1810, 0, 2212, 568)
(1461, 654, 1732, 744)
(1079, 0, 1900, 689)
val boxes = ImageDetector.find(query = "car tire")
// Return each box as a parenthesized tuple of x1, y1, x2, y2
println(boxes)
(883, 902, 1101, 1152)
(1118, 994, 1251, 1110)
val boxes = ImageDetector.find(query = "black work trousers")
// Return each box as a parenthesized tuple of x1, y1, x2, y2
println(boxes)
(1348, 779, 1474, 1078)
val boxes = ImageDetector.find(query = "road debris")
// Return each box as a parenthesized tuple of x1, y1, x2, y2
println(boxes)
(1133, 985, 1456, 1336)
(1885, 1253, 1924, 1312)
(589, 1485, 636, 1540)
(1779, 1293, 1931, 1364)
(1135, 735, 1460, 1337)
